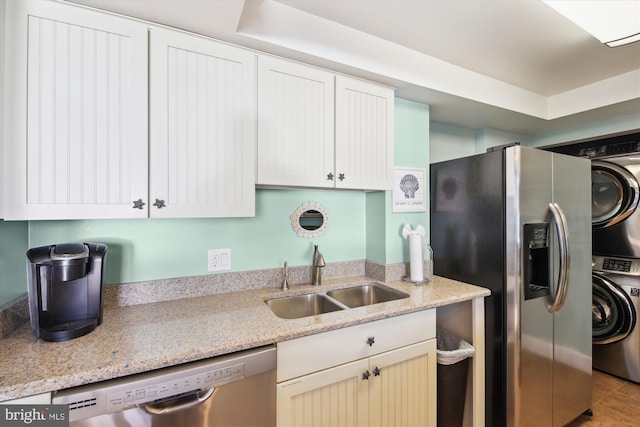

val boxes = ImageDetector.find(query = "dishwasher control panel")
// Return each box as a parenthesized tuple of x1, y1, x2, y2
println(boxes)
(52, 345, 276, 423)
(106, 363, 244, 412)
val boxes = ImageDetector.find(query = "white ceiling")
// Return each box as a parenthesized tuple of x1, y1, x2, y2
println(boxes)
(64, 0, 640, 136)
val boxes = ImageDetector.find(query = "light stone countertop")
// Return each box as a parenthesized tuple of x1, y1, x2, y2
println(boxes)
(0, 275, 489, 401)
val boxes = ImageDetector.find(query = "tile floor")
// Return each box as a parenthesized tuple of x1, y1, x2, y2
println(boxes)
(567, 369, 640, 426)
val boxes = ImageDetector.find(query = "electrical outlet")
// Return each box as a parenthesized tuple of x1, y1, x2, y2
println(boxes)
(208, 248, 231, 272)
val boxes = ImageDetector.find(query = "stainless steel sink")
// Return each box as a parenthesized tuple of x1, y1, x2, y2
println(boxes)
(266, 293, 345, 319)
(327, 284, 409, 308)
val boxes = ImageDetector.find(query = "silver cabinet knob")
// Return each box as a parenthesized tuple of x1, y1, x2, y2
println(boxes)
(153, 199, 166, 209)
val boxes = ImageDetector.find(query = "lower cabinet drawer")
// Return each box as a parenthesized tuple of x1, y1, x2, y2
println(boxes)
(277, 309, 435, 382)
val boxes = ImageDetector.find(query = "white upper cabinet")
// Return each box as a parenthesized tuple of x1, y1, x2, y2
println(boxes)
(3, 0, 148, 219)
(335, 75, 395, 190)
(257, 56, 394, 191)
(257, 55, 335, 188)
(2, 1, 256, 220)
(149, 28, 256, 218)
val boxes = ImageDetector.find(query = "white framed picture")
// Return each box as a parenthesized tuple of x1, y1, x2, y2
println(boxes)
(392, 167, 426, 213)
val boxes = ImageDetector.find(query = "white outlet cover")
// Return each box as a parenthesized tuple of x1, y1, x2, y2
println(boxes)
(208, 248, 231, 272)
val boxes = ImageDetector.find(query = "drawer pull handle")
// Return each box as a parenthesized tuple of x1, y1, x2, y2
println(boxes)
(362, 370, 371, 380)
(366, 337, 375, 347)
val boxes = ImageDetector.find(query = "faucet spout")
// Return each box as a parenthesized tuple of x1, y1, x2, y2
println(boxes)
(281, 261, 289, 291)
(311, 245, 325, 286)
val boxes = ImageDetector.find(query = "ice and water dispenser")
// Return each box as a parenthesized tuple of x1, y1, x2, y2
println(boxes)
(523, 223, 551, 300)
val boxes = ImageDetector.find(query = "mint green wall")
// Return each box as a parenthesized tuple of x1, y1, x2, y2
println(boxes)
(27, 189, 366, 286)
(366, 98, 430, 264)
(475, 128, 527, 151)
(0, 220, 28, 304)
(430, 122, 476, 163)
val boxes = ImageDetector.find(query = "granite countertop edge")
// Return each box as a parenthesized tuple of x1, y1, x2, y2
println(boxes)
(0, 275, 489, 401)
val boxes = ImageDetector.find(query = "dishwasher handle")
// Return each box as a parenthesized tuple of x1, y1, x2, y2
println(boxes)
(143, 387, 216, 415)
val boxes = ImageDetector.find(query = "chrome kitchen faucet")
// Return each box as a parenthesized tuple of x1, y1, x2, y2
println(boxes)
(311, 245, 326, 286)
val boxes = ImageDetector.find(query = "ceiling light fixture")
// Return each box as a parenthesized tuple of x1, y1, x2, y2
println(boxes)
(543, 0, 640, 47)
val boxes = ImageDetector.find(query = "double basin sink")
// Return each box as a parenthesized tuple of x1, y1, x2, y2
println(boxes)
(266, 283, 409, 319)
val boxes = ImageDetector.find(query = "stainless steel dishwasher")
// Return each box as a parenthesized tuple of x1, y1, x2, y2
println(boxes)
(52, 345, 276, 427)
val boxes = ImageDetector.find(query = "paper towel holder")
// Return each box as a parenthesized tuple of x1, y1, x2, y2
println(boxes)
(402, 224, 433, 285)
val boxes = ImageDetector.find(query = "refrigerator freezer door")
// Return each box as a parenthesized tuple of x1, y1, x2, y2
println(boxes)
(431, 149, 506, 427)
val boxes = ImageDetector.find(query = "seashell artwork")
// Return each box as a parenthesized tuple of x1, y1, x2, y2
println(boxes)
(400, 174, 420, 198)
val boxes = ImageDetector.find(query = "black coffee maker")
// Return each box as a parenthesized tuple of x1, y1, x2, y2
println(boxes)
(27, 243, 108, 342)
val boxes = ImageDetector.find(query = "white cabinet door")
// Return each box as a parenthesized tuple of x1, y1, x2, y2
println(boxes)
(277, 358, 370, 427)
(256, 56, 394, 191)
(335, 76, 394, 190)
(257, 55, 335, 188)
(369, 340, 437, 427)
(3, 0, 148, 219)
(149, 28, 256, 218)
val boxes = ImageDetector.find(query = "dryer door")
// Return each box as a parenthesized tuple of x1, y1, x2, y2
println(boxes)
(592, 160, 639, 228)
(592, 272, 636, 344)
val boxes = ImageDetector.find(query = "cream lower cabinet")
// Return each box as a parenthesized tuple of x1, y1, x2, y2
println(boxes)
(277, 340, 436, 427)
(277, 310, 437, 427)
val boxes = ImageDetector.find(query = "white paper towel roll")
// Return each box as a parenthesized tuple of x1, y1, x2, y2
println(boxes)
(409, 234, 424, 282)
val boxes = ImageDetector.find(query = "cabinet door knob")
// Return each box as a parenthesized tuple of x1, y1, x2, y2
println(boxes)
(338, 173, 345, 181)
(373, 367, 381, 377)
(366, 337, 375, 347)
(132, 199, 146, 210)
(362, 370, 371, 380)
(153, 199, 166, 209)
(327, 173, 334, 181)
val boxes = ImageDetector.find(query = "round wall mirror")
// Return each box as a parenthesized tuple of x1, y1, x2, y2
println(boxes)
(291, 202, 330, 238)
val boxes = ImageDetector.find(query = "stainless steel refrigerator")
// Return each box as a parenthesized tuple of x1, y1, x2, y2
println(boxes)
(430, 145, 592, 427)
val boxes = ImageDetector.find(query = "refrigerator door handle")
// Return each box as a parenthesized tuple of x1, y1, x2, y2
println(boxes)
(547, 202, 570, 313)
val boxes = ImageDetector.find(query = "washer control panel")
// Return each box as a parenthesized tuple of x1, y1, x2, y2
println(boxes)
(593, 255, 640, 275)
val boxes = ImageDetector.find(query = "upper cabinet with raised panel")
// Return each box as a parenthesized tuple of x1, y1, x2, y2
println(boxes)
(149, 27, 256, 218)
(256, 56, 394, 191)
(3, 0, 149, 220)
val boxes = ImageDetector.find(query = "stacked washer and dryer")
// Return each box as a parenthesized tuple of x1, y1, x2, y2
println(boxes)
(553, 133, 640, 383)
(590, 139, 640, 383)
